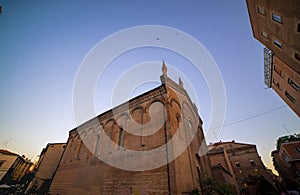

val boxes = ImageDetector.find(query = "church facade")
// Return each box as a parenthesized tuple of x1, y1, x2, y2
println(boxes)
(49, 64, 211, 194)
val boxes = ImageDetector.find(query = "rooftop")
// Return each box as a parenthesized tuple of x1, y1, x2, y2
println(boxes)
(0, 149, 19, 156)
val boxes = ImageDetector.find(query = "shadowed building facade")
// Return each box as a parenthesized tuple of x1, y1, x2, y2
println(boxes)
(49, 64, 211, 194)
(0, 149, 34, 185)
(209, 141, 276, 194)
(272, 134, 300, 191)
(26, 143, 66, 194)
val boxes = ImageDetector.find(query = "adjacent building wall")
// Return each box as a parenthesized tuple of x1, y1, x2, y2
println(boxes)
(209, 141, 275, 193)
(246, 0, 300, 74)
(26, 143, 66, 194)
(272, 140, 300, 190)
(0, 154, 18, 183)
(0, 150, 33, 185)
(271, 55, 300, 116)
(209, 148, 237, 190)
(246, 0, 300, 117)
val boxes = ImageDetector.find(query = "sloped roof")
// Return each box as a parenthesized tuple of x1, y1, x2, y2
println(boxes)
(209, 140, 256, 151)
(0, 149, 19, 156)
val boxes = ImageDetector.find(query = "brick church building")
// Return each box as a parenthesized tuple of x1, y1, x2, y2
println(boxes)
(49, 63, 212, 194)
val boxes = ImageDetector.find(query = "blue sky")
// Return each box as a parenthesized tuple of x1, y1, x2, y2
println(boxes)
(0, 1, 299, 172)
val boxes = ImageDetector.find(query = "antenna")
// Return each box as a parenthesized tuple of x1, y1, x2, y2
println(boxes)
(282, 125, 291, 134)
(213, 130, 217, 140)
(1, 137, 12, 149)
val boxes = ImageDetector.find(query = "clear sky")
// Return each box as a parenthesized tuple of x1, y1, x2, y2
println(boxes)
(0, 1, 299, 172)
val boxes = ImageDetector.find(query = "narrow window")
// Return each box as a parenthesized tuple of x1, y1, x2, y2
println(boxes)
(295, 53, 300, 61)
(188, 120, 192, 129)
(235, 162, 241, 168)
(285, 91, 296, 103)
(76, 141, 83, 160)
(196, 166, 201, 180)
(296, 146, 300, 154)
(250, 160, 257, 167)
(118, 128, 124, 147)
(297, 23, 300, 32)
(0, 160, 5, 167)
(257, 6, 265, 15)
(272, 13, 282, 23)
(288, 78, 300, 91)
(94, 133, 101, 155)
(176, 113, 181, 122)
(261, 31, 268, 38)
(274, 40, 282, 48)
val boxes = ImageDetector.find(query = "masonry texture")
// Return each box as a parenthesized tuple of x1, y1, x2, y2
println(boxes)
(49, 64, 211, 195)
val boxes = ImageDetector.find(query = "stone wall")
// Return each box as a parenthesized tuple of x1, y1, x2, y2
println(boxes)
(49, 68, 211, 194)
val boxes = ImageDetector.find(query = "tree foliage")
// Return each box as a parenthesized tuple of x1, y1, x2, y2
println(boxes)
(199, 177, 237, 195)
(276, 133, 300, 150)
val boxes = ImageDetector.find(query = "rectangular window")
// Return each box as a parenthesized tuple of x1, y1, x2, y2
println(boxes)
(272, 13, 282, 23)
(257, 6, 265, 15)
(261, 31, 268, 38)
(288, 78, 300, 91)
(295, 53, 300, 61)
(273, 65, 282, 76)
(297, 23, 300, 32)
(272, 78, 281, 90)
(285, 91, 296, 103)
(274, 40, 282, 48)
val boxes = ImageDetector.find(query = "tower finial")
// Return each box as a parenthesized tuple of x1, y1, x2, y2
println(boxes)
(179, 77, 183, 87)
(162, 60, 167, 76)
